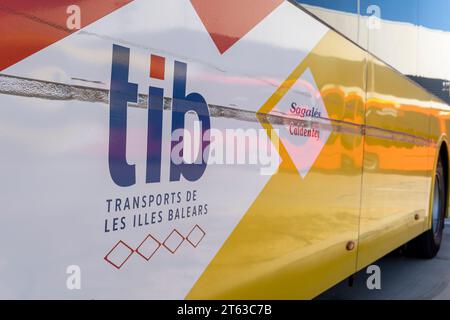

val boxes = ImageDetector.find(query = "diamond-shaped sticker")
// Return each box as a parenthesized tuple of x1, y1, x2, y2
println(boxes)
(268, 68, 331, 178)
(163, 229, 185, 254)
(136, 234, 161, 261)
(186, 225, 206, 248)
(104, 241, 134, 269)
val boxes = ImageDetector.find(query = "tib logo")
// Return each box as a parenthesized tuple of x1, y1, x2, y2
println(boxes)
(108, 44, 211, 187)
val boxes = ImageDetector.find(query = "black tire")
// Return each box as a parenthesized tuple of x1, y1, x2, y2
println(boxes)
(405, 158, 446, 259)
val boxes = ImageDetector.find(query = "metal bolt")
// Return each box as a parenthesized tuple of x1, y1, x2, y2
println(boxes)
(346, 241, 355, 251)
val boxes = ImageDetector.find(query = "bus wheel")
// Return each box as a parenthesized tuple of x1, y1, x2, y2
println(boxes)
(406, 157, 446, 259)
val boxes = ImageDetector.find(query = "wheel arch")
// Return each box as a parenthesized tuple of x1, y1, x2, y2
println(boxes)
(436, 137, 449, 220)
(427, 136, 449, 232)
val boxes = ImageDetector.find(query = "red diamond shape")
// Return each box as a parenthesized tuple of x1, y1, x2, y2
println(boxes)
(104, 240, 134, 269)
(190, 0, 283, 54)
(163, 229, 185, 254)
(186, 225, 206, 248)
(136, 234, 161, 261)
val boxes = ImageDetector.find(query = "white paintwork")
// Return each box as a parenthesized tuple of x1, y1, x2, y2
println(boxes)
(0, 0, 328, 298)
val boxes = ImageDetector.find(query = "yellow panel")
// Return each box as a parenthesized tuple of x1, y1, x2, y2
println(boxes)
(357, 57, 434, 270)
(187, 31, 367, 299)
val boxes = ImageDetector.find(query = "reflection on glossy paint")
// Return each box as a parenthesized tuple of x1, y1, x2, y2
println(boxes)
(357, 56, 433, 269)
(188, 31, 366, 299)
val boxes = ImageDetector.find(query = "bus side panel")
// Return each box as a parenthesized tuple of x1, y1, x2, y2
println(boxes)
(357, 57, 434, 270)
(0, 0, 364, 299)
(188, 31, 367, 299)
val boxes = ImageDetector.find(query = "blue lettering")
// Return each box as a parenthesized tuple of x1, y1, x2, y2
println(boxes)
(108, 45, 138, 187)
(170, 61, 210, 182)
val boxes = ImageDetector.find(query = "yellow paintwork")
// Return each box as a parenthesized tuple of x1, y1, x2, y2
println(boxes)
(356, 56, 434, 269)
(188, 31, 366, 299)
(187, 29, 449, 299)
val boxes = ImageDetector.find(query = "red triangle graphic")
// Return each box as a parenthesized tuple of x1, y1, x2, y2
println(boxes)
(190, 0, 284, 54)
(0, 0, 134, 72)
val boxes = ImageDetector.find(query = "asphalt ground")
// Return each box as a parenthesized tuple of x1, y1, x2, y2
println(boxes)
(318, 220, 450, 300)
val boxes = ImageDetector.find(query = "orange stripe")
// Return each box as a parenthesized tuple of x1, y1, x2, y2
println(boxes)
(0, 0, 134, 71)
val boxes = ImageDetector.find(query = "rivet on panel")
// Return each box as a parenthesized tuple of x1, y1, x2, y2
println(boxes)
(346, 241, 355, 251)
